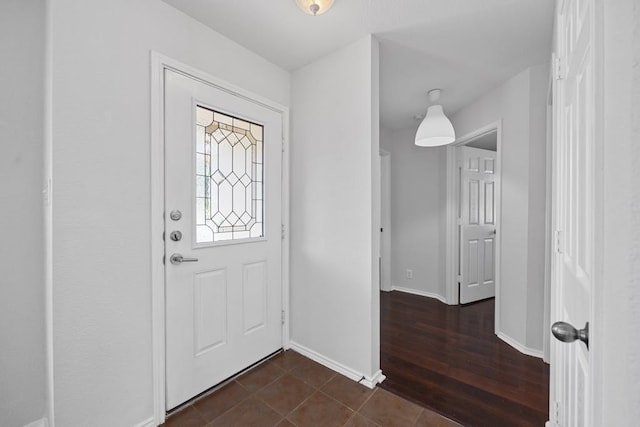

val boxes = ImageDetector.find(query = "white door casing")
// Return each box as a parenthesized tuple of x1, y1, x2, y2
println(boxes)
(458, 146, 497, 304)
(550, 0, 595, 425)
(164, 69, 283, 409)
(380, 151, 391, 292)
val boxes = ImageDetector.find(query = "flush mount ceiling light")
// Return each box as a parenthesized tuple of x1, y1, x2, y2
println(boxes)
(415, 89, 456, 147)
(294, 0, 335, 16)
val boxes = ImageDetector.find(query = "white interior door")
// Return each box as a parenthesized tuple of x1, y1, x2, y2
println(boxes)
(458, 146, 497, 304)
(164, 69, 283, 409)
(550, 0, 594, 425)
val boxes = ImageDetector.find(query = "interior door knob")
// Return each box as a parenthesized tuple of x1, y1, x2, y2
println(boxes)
(552, 321, 589, 349)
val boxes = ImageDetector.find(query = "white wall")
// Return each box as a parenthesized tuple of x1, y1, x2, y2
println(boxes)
(290, 35, 381, 380)
(0, 1, 47, 426)
(379, 129, 392, 292)
(526, 64, 549, 351)
(599, 0, 639, 423)
(380, 127, 393, 152)
(381, 130, 447, 299)
(452, 64, 549, 352)
(48, 1, 290, 426)
(628, 2, 640, 421)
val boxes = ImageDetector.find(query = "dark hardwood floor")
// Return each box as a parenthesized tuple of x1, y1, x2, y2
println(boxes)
(380, 291, 549, 427)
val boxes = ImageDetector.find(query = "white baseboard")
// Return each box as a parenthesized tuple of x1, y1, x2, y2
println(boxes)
(288, 341, 385, 390)
(24, 418, 48, 427)
(132, 417, 155, 427)
(391, 286, 447, 304)
(361, 370, 386, 388)
(497, 332, 544, 359)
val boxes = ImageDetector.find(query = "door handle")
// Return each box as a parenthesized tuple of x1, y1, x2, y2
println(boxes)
(552, 321, 589, 349)
(170, 253, 199, 265)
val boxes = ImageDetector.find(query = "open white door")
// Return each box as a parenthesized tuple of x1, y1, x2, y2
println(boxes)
(164, 69, 283, 409)
(458, 146, 497, 304)
(550, 0, 594, 425)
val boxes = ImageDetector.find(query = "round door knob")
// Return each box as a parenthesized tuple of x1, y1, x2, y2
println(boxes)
(552, 321, 589, 349)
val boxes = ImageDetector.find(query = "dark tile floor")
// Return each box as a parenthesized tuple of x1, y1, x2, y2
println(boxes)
(162, 350, 461, 427)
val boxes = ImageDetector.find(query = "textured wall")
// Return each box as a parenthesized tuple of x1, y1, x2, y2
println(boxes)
(290, 36, 381, 379)
(49, 1, 290, 425)
(0, 1, 47, 426)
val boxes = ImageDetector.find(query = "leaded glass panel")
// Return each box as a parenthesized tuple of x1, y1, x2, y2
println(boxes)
(195, 105, 264, 243)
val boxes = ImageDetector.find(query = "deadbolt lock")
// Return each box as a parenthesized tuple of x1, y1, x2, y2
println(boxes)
(169, 210, 182, 221)
(170, 231, 182, 242)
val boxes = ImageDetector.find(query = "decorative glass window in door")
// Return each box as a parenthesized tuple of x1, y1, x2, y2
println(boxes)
(195, 105, 264, 243)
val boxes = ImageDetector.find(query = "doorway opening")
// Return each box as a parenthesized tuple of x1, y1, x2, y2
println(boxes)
(379, 122, 549, 426)
(445, 121, 501, 313)
(450, 128, 499, 306)
(380, 150, 392, 292)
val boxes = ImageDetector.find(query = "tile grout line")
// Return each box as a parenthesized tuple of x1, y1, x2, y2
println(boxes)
(250, 368, 317, 425)
(231, 352, 305, 426)
(353, 387, 384, 426)
(411, 408, 425, 427)
(278, 389, 318, 427)
(234, 365, 291, 426)
(175, 353, 288, 424)
(316, 388, 357, 415)
(167, 351, 394, 427)
(251, 358, 311, 422)
(276, 359, 380, 427)
(254, 353, 311, 426)
(313, 389, 367, 427)
(276, 370, 338, 427)
(354, 386, 379, 413)
(191, 380, 252, 424)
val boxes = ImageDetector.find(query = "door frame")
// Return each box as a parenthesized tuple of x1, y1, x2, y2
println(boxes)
(444, 121, 502, 328)
(150, 52, 290, 424)
(379, 149, 392, 292)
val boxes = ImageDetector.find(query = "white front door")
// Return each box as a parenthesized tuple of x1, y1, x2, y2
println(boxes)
(164, 69, 283, 409)
(550, 0, 594, 425)
(458, 146, 497, 304)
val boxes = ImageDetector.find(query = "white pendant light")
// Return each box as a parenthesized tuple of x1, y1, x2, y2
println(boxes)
(294, 0, 335, 16)
(415, 89, 456, 147)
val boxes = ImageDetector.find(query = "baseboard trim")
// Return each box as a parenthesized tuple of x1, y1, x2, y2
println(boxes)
(361, 370, 386, 388)
(391, 286, 447, 304)
(497, 332, 544, 359)
(288, 341, 385, 389)
(132, 417, 155, 427)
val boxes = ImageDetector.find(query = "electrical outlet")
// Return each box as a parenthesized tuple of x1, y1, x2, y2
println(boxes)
(406, 269, 413, 279)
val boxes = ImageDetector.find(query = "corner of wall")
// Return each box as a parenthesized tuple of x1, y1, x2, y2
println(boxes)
(451, 64, 549, 353)
(525, 62, 550, 353)
(370, 32, 381, 378)
(290, 34, 380, 379)
(0, 0, 48, 425)
(23, 417, 50, 427)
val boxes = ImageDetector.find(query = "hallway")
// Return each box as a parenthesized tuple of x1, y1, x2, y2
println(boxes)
(380, 291, 549, 427)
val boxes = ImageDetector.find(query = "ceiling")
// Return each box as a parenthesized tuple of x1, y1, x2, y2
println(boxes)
(466, 130, 497, 151)
(162, 0, 555, 131)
